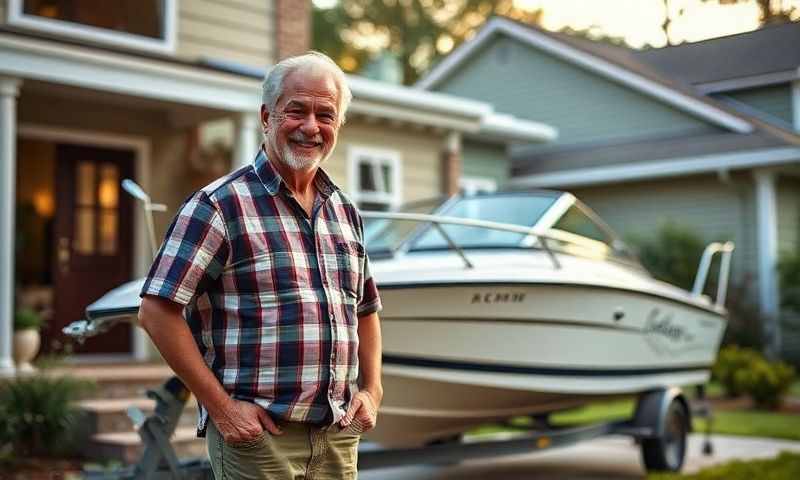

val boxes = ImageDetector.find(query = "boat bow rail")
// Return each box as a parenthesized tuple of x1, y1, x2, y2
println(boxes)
(691, 241, 735, 308)
(361, 211, 563, 269)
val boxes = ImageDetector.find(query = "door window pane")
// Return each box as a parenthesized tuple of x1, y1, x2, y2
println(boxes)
(76, 161, 95, 206)
(98, 164, 119, 208)
(99, 211, 118, 255)
(74, 207, 95, 254)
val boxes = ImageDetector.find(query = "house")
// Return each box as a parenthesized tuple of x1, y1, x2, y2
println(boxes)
(0, 1, 555, 374)
(416, 17, 800, 354)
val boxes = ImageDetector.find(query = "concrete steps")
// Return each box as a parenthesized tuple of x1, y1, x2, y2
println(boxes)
(56, 363, 207, 465)
(86, 427, 206, 465)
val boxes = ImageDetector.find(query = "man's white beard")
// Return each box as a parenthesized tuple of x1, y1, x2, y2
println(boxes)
(267, 126, 332, 171)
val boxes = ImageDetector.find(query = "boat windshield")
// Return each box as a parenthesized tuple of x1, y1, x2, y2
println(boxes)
(364, 193, 559, 253)
(364, 197, 447, 252)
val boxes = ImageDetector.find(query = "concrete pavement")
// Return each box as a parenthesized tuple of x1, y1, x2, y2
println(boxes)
(360, 434, 800, 479)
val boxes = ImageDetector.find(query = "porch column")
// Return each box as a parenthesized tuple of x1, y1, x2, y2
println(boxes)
(0, 77, 21, 377)
(442, 131, 462, 197)
(754, 169, 781, 358)
(234, 112, 260, 169)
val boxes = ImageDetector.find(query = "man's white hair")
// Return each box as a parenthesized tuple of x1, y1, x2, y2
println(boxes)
(262, 51, 352, 124)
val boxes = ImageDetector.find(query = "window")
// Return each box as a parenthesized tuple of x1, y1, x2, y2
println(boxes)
(459, 176, 498, 196)
(7, 0, 177, 54)
(348, 146, 402, 211)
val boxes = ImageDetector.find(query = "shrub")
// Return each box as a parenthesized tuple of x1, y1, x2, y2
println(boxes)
(779, 251, 800, 313)
(13, 307, 44, 331)
(712, 345, 796, 409)
(734, 358, 796, 410)
(0, 375, 95, 459)
(713, 345, 761, 398)
(627, 222, 707, 291)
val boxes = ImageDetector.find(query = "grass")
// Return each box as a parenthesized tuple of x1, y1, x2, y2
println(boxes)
(647, 451, 800, 480)
(467, 381, 800, 441)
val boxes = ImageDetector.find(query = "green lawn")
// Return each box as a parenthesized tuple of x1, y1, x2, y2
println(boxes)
(468, 383, 800, 441)
(647, 452, 800, 480)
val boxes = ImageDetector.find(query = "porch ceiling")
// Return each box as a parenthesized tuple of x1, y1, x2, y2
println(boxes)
(19, 79, 233, 128)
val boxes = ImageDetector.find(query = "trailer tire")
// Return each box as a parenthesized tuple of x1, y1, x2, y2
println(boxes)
(641, 398, 688, 472)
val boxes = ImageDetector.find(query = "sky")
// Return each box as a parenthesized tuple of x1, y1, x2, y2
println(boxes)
(312, 0, 800, 49)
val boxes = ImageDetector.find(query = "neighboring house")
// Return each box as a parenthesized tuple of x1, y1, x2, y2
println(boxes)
(0, 2, 554, 374)
(416, 17, 800, 352)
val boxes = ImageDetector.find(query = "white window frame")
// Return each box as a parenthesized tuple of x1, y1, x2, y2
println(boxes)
(6, 0, 178, 54)
(347, 146, 402, 210)
(459, 175, 497, 196)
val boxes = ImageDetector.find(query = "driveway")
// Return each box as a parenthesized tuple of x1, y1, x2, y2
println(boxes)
(360, 434, 800, 480)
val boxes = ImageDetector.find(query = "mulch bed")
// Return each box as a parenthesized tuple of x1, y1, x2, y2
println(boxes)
(709, 395, 800, 414)
(0, 458, 84, 480)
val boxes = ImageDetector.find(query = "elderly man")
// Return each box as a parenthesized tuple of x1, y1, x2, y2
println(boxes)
(138, 51, 382, 480)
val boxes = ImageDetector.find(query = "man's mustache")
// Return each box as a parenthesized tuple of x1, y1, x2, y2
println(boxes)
(288, 133, 323, 144)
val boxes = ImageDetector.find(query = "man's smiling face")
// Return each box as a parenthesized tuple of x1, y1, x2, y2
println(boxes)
(264, 69, 341, 171)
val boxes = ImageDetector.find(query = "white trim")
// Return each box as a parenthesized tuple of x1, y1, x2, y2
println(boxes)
(479, 113, 558, 143)
(792, 78, 800, 132)
(0, 33, 260, 111)
(347, 145, 403, 209)
(696, 70, 799, 94)
(753, 169, 781, 355)
(349, 75, 491, 120)
(18, 124, 152, 362)
(459, 176, 497, 195)
(0, 76, 21, 377)
(510, 147, 800, 188)
(416, 17, 753, 134)
(7, 0, 177, 55)
(0, 32, 557, 145)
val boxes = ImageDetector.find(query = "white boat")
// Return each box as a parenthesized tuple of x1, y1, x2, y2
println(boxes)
(66, 190, 733, 450)
(360, 191, 732, 447)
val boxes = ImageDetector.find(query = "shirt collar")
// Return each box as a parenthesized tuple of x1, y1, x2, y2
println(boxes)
(253, 146, 338, 199)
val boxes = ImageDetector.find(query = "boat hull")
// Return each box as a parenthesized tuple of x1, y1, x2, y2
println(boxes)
(365, 282, 725, 447)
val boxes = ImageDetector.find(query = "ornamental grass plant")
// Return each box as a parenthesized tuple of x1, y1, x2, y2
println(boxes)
(0, 374, 95, 463)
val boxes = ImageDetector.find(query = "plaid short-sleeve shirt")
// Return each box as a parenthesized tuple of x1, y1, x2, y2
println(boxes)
(140, 148, 381, 435)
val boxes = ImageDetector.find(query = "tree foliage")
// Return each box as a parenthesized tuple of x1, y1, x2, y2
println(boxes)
(315, 1, 800, 83)
(313, 0, 543, 85)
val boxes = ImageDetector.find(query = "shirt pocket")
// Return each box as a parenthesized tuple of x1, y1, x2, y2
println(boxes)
(334, 241, 365, 300)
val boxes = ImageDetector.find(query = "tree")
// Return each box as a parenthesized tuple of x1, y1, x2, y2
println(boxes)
(715, 0, 798, 24)
(313, 0, 543, 85)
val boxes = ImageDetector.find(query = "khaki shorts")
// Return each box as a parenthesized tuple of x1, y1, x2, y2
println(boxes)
(207, 420, 361, 480)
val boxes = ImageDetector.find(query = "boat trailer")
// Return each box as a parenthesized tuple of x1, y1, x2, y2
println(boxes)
(80, 375, 713, 479)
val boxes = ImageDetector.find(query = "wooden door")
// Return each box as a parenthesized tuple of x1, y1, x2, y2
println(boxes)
(47, 144, 135, 354)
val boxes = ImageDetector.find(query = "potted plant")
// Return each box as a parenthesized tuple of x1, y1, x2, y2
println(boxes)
(13, 308, 44, 374)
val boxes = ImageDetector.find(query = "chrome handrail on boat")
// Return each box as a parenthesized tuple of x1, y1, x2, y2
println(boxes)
(691, 241, 735, 308)
(361, 211, 561, 269)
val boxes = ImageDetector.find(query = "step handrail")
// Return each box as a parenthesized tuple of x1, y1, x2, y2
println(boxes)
(361, 211, 562, 269)
(691, 241, 735, 308)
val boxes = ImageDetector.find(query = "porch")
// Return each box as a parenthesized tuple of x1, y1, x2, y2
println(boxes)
(0, 31, 264, 375)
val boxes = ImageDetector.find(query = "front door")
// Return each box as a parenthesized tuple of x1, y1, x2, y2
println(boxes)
(48, 144, 135, 354)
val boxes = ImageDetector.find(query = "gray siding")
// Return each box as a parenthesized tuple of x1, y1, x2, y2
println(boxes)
(778, 178, 800, 255)
(570, 175, 758, 289)
(433, 35, 720, 145)
(462, 140, 509, 187)
(716, 84, 793, 126)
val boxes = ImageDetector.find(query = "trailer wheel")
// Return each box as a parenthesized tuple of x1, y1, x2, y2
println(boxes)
(641, 399, 688, 472)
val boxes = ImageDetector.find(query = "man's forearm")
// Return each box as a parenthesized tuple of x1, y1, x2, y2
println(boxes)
(139, 296, 232, 417)
(357, 311, 383, 404)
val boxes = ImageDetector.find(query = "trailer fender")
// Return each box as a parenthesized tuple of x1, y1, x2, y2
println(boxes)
(632, 387, 691, 438)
